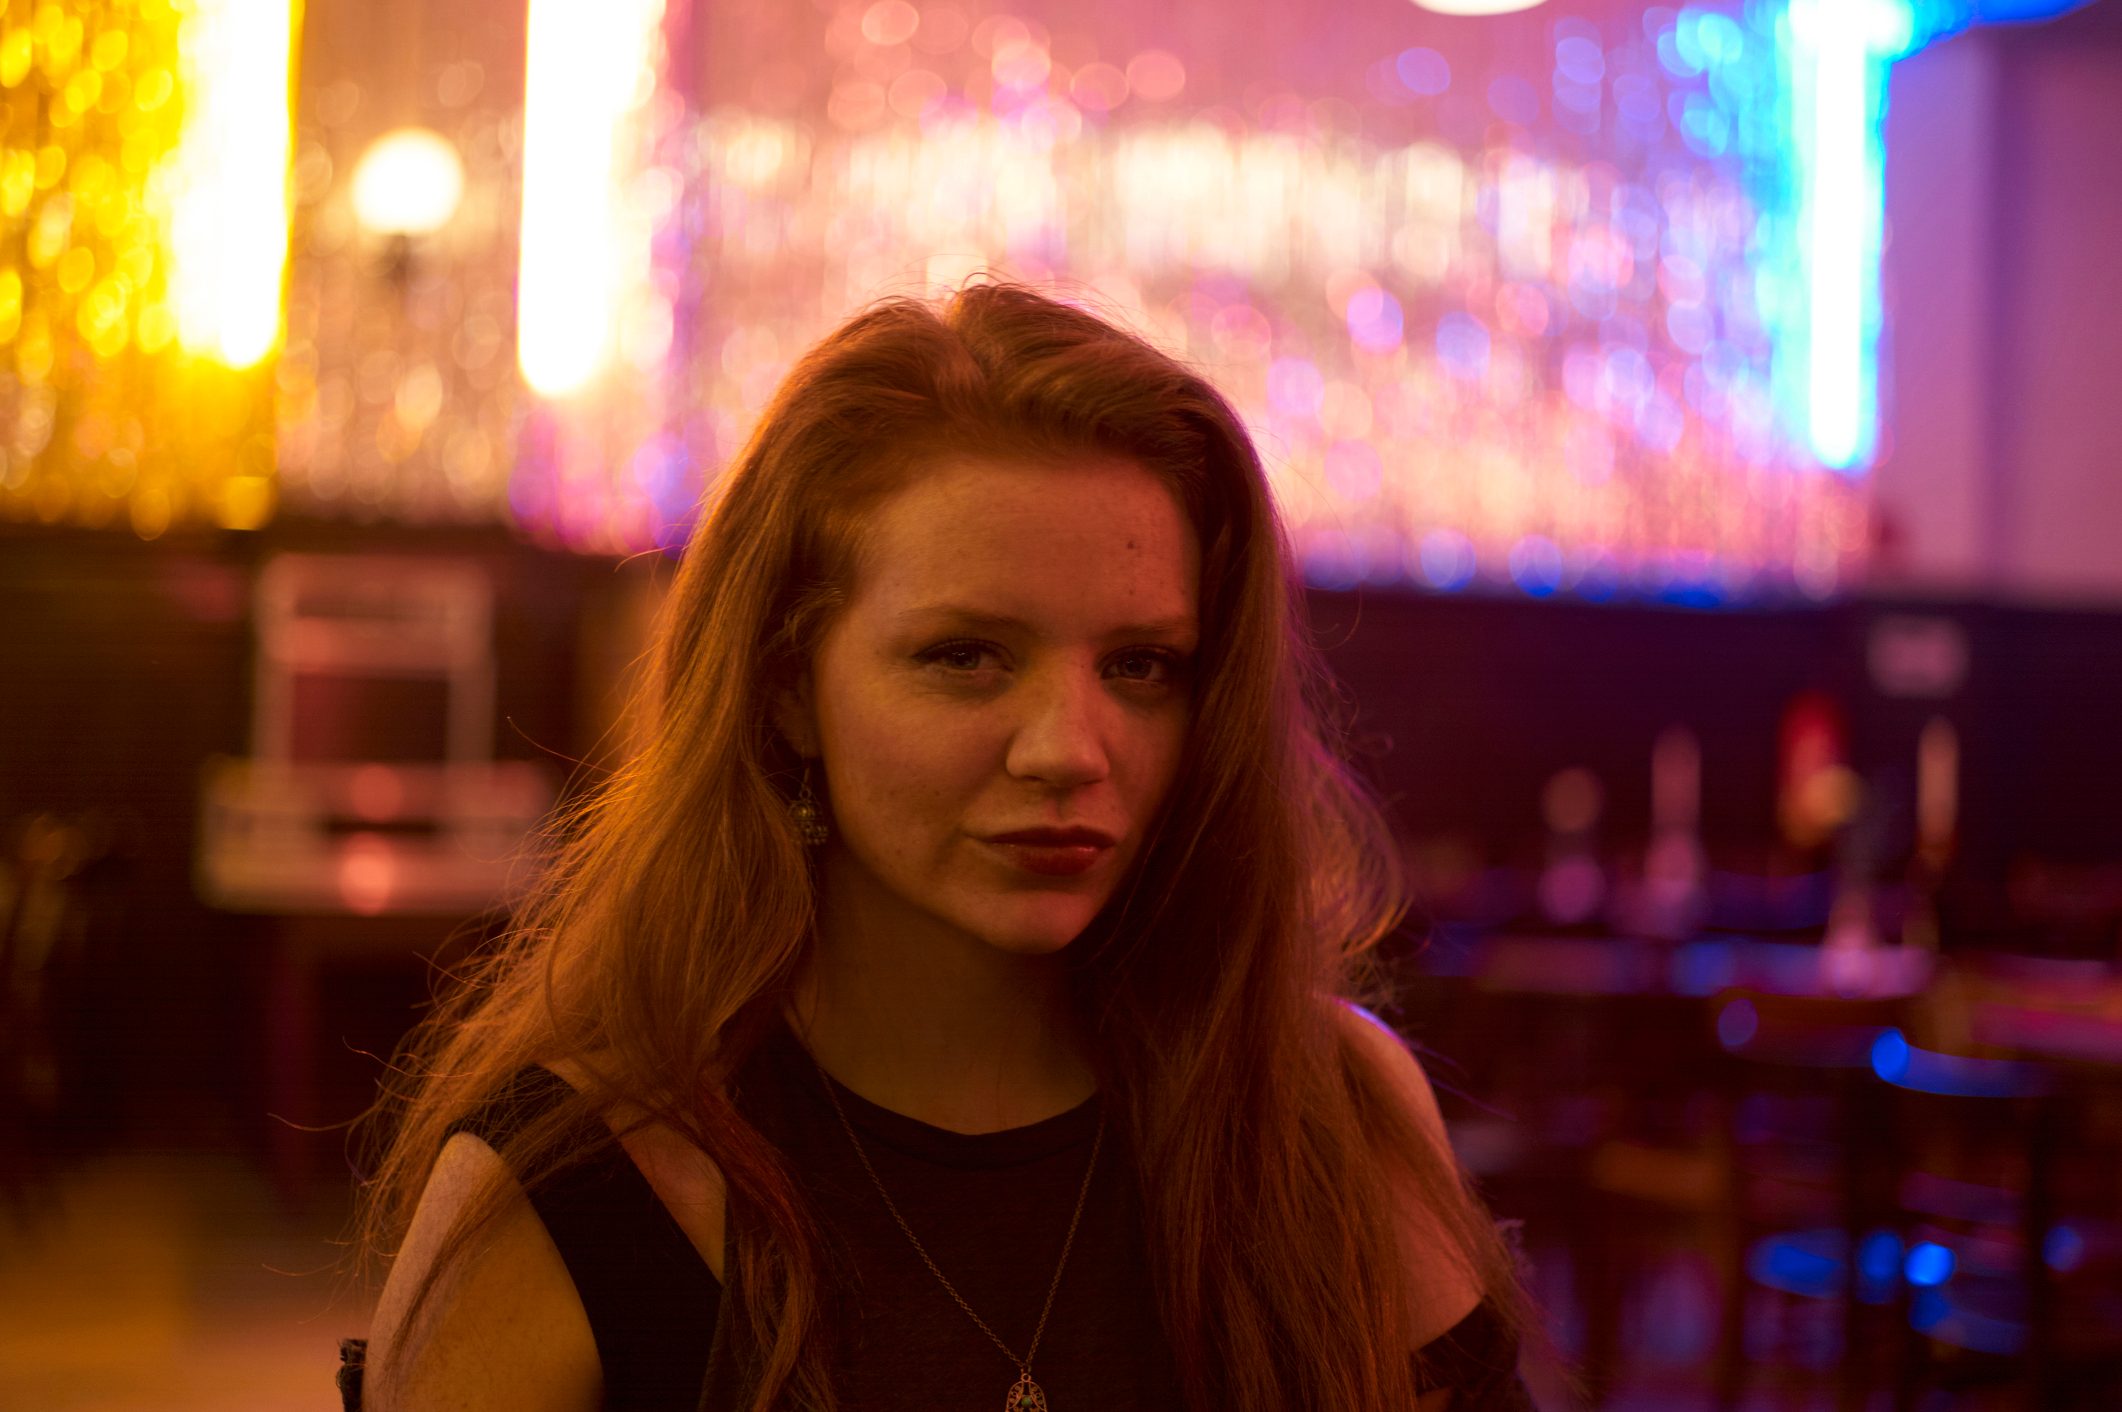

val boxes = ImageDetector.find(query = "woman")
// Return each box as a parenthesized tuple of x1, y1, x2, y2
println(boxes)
(350, 283, 1538, 1410)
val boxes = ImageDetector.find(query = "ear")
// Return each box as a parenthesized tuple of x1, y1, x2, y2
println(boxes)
(769, 669, 819, 759)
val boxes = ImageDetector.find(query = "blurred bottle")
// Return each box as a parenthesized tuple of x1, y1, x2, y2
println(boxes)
(1536, 766, 1607, 929)
(1635, 725, 1707, 941)
(1899, 715, 1958, 950)
(1777, 690, 1858, 857)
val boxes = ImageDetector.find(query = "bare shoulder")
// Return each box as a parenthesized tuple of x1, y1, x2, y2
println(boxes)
(1331, 1000, 1485, 1347)
(363, 1059, 728, 1408)
(1333, 1000, 1453, 1143)
(362, 1132, 601, 1411)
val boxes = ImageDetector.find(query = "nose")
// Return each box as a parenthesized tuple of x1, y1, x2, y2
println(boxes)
(1004, 663, 1111, 790)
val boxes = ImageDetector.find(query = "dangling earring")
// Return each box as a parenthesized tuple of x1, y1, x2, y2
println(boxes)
(789, 758, 829, 847)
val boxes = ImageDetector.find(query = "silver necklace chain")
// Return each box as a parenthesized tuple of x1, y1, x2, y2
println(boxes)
(805, 1047, 1106, 1382)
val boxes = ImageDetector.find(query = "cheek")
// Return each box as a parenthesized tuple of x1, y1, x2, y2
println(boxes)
(826, 699, 989, 836)
(1141, 722, 1190, 810)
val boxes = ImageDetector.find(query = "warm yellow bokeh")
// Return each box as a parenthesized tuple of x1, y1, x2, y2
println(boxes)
(0, 0, 296, 535)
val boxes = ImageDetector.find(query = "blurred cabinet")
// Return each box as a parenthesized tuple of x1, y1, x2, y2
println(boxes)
(195, 552, 555, 1199)
(198, 553, 552, 916)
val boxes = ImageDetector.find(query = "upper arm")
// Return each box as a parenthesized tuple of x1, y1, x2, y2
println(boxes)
(1335, 1001, 1485, 1350)
(362, 1132, 602, 1412)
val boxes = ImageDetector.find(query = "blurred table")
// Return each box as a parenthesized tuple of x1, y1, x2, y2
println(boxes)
(1443, 930, 1935, 1403)
(1436, 932, 2122, 1400)
(1970, 1004, 2122, 1068)
(1466, 932, 1935, 1000)
(1922, 953, 2122, 1070)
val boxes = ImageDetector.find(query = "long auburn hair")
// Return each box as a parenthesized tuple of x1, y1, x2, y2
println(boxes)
(358, 282, 1528, 1410)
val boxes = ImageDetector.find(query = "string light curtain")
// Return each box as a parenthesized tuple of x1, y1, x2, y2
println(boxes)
(0, 0, 2026, 600)
(0, 0, 295, 538)
(509, 0, 1873, 600)
(275, 15, 527, 526)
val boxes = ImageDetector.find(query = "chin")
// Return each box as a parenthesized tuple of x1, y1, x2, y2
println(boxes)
(961, 898, 1100, 957)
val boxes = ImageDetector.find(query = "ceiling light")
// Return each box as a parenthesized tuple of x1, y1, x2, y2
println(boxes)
(350, 128, 465, 238)
(1411, 0, 1550, 15)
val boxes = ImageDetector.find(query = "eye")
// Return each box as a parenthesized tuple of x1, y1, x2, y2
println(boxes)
(1108, 648, 1190, 687)
(918, 638, 1003, 673)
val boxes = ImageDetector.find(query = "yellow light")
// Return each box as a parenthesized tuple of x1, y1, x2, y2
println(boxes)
(137, 301, 175, 352)
(0, 268, 21, 341)
(0, 28, 31, 86)
(136, 66, 173, 111)
(37, 5, 81, 71)
(27, 196, 71, 267)
(518, 0, 665, 397)
(65, 67, 102, 113)
(55, 245, 94, 293)
(15, 312, 55, 382)
(90, 31, 129, 72)
(78, 276, 131, 354)
(350, 128, 464, 237)
(71, 151, 115, 202)
(167, 0, 297, 368)
(1, 0, 289, 537)
(1, 151, 33, 215)
(130, 484, 172, 539)
(216, 472, 275, 529)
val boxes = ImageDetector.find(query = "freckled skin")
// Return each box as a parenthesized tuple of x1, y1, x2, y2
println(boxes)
(783, 455, 1201, 960)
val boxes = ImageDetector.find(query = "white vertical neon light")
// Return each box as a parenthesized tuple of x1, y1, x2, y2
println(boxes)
(1786, 0, 1910, 471)
(1806, 24, 1868, 468)
(518, 0, 665, 397)
(169, 0, 297, 368)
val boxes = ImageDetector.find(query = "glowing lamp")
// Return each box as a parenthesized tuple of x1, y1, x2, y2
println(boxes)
(1410, 0, 1548, 13)
(350, 128, 465, 237)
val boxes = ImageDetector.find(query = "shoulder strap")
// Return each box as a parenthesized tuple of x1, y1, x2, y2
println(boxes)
(1413, 1299, 1533, 1407)
(450, 1067, 722, 1409)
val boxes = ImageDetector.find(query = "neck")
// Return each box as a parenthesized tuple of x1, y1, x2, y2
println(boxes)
(789, 848, 1096, 1135)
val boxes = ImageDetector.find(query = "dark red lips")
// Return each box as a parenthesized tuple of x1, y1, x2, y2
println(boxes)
(985, 826, 1118, 847)
(981, 826, 1116, 877)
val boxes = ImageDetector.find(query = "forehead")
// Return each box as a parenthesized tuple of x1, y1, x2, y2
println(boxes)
(850, 454, 1200, 628)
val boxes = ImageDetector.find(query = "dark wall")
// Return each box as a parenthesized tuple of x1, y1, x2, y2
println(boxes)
(2, 534, 253, 1142)
(1308, 590, 1842, 857)
(0, 525, 599, 1150)
(1308, 586, 2122, 878)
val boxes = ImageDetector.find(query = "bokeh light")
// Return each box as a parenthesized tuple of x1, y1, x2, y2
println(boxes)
(517, 0, 667, 398)
(349, 128, 465, 238)
(5, 0, 1899, 592)
(494, 1, 1870, 594)
(0, 0, 287, 536)
(166, 0, 297, 368)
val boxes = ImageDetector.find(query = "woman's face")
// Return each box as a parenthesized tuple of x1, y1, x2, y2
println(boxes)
(781, 453, 1201, 959)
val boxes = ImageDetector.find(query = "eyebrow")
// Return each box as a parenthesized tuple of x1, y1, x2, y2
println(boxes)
(893, 604, 1199, 639)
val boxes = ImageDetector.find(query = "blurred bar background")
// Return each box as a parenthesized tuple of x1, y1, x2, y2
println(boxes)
(2, 0, 2120, 1405)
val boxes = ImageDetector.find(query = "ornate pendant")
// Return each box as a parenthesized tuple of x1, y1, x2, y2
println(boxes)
(789, 795, 828, 847)
(1006, 1373, 1049, 1412)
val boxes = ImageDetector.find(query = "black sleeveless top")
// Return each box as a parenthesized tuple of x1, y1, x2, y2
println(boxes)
(339, 1023, 1532, 1409)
